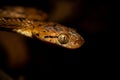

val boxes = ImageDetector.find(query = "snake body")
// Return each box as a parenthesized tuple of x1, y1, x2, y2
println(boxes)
(0, 6, 84, 49)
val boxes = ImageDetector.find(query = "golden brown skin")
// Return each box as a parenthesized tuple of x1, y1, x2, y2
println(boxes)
(32, 22, 84, 49)
(0, 6, 84, 49)
(0, 6, 48, 21)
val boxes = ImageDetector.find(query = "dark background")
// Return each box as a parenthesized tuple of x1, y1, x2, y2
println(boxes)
(0, 0, 113, 78)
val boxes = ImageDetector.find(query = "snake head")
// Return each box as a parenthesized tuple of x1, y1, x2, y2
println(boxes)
(33, 22, 84, 49)
(63, 28, 84, 49)
(56, 28, 84, 49)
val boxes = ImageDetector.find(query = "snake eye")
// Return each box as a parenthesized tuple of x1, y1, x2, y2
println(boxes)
(58, 33, 69, 44)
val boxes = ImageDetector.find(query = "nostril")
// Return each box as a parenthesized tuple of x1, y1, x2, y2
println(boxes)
(35, 33, 39, 36)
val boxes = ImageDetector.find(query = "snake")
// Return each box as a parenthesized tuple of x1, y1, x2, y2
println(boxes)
(0, 6, 84, 49)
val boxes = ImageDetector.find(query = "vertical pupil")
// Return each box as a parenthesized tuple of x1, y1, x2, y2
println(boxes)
(63, 36, 66, 41)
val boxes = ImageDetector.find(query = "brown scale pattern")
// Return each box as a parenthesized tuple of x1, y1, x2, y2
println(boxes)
(0, 6, 84, 49)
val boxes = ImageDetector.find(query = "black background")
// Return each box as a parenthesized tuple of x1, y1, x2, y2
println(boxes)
(0, 0, 113, 78)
